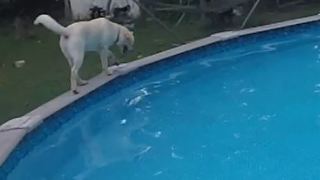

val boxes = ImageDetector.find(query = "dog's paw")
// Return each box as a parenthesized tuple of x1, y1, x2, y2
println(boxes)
(105, 70, 112, 76)
(73, 90, 79, 95)
(78, 80, 88, 86)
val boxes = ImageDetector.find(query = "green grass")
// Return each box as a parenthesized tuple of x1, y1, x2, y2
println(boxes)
(246, 2, 320, 27)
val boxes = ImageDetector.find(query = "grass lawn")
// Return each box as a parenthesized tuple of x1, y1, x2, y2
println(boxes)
(1, 2, 320, 124)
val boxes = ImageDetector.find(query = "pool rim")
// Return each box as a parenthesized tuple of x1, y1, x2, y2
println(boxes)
(1, 14, 320, 167)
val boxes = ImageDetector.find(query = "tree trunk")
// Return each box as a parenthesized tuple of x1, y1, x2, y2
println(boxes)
(64, 0, 72, 21)
(199, 0, 207, 20)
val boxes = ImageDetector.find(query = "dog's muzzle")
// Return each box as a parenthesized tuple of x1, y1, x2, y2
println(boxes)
(121, 46, 135, 58)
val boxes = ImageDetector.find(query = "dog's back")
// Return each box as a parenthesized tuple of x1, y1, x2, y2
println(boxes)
(64, 18, 120, 51)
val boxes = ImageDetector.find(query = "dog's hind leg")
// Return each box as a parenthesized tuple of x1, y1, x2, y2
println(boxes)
(60, 38, 74, 67)
(70, 51, 85, 94)
(61, 38, 88, 94)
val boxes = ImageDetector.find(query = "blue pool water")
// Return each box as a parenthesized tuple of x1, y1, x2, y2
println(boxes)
(3, 22, 320, 179)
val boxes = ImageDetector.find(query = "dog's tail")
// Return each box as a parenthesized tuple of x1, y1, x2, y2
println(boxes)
(34, 14, 66, 35)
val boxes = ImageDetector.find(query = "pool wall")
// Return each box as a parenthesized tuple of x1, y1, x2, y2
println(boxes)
(1, 14, 320, 169)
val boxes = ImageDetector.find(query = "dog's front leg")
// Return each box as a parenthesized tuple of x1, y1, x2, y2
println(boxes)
(100, 49, 112, 75)
(108, 50, 120, 66)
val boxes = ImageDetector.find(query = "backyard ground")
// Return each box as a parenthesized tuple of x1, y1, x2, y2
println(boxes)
(1, 2, 320, 124)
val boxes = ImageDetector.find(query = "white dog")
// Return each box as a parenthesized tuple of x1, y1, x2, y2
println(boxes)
(34, 14, 134, 94)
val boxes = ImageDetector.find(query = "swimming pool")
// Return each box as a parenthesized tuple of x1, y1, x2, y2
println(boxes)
(2, 17, 320, 179)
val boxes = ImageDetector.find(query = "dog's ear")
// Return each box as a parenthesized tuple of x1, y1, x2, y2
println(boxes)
(124, 31, 134, 42)
(124, 32, 131, 39)
(124, 33, 130, 39)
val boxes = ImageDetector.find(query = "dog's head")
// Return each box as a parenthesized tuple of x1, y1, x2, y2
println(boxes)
(117, 27, 135, 55)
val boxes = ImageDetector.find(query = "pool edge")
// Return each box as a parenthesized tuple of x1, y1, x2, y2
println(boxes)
(1, 14, 320, 166)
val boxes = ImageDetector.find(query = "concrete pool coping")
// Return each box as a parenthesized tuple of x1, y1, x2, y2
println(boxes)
(1, 14, 320, 166)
